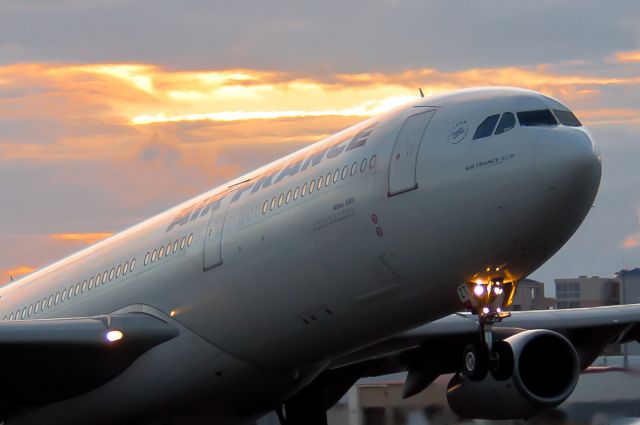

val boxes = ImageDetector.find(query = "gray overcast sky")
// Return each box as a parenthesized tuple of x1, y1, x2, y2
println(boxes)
(0, 0, 639, 295)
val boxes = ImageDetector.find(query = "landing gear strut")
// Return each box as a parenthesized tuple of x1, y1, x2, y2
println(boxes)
(457, 275, 518, 380)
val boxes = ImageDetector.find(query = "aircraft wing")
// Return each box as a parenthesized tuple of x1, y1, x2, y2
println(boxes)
(0, 313, 178, 404)
(325, 304, 640, 399)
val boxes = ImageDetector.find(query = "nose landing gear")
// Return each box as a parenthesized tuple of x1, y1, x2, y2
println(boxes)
(457, 277, 518, 380)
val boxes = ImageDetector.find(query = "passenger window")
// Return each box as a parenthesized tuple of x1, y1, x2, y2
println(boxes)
(89, 277, 95, 289)
(9, 313, 13, 320)
(310, 179, 316, 193)
(187, 233, 194, 247)
(278, 193, 284, 207)
(48, 295, 53, 307)
(553, 109, 582, 127)
(301, 183, 307, 197)
(360, 158, 367, 173)
(75, 283, 81, 295)
(262, 200, 269, 215)
(35, 301, 40, 313)
(517, 109, 557, 126)
(62, 289, 67, 300)
(145, 252, 150, 265)
(55, 292, 60, 304)
(369, 155, 377, 169)
(82, 280, 87, 292)
(173, 241, 179, 253)
(123, 262, 129, 275)
(166, 242, 172, 254)
(180, 237, 186, 250)
(96, 273, 103, 285)
(317, 176, 324, 189)
(110, 268, 115, 281)
(159, 245, 165, 258)
(351, 161, 358, 176)
(327, 172, 333, 186)
(22, 307, 27, 319)
(28, 304, 33, 317)
(270, 197, 276, 210)
(341, 165, 349, 180)
(286, 190, 292, 204)
(130, 258, 136, 272)
(473, 114, 500, 140)
(494, 112, 516, 135)
(293, 187, 300, 200)
(152, 250, 157, 262)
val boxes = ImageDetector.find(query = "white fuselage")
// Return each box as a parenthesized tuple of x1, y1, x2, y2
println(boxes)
(2, 87, 601, 424)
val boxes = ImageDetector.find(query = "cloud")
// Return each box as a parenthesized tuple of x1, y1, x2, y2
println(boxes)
(3, 266, 36, 281)
(49, 232, 113, 245)
(615, 51, 640, 63)
(622, 234, 640, 249)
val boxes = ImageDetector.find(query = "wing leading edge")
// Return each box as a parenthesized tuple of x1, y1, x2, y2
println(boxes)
(0, 313, 179, 406)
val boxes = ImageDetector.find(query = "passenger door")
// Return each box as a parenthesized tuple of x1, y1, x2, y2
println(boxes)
(203, 196, 231, 270)
(388, 110, 436, 196)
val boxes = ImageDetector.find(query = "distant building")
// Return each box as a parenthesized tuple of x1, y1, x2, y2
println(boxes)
(616, 268, 640, 357)
(554, 276, 620, 309)
(617, 268, 640, 305)
(510, 278, 555, 311)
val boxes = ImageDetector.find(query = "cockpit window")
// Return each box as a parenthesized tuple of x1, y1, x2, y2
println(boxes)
(494, 112, 515, 135)
(553, 109, 582, 127)
(473, 114, 500, 140)
(517, 109, 557, 126)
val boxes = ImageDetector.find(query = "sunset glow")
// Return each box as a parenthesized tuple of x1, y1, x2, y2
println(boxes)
(50, 233, 114, 245)
(4, 266, 36, 281)
(2, 56, 640, 280)
(615, 51, 640, 63)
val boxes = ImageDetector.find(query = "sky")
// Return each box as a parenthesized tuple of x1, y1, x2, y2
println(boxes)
(1, 0, 639, 295)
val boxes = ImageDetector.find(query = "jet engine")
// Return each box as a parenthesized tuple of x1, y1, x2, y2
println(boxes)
(447, 329, 580, 419)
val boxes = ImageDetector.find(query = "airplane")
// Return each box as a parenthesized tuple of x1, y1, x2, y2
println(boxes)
(0, 86, 635, 425)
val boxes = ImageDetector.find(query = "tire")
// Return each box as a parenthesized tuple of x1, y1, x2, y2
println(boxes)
(462, 342, 489, 381)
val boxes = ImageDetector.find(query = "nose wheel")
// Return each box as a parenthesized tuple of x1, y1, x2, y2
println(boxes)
(457, 277, 517, 379)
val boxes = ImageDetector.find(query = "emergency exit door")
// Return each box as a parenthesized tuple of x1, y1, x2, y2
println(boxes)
(388, 110, 435, 196)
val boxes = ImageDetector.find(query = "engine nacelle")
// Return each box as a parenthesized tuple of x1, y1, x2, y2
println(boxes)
(447, 329, 580, 419)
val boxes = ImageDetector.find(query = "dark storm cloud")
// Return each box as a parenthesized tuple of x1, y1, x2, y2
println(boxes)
(1, 0, 639, 72)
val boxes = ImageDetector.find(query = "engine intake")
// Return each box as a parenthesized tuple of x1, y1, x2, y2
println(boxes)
(447, 329, 580, 419)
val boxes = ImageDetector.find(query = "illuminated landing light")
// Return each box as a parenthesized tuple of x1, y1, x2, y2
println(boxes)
(497, 308, 502, 313)
(486, 267, 491, 272)
(494, 287, 504, 295)
(482, 307, 490, 314)
(170, 310, 177, 317)
(473, 285, 485, 296)
(106, 330, 124, 342)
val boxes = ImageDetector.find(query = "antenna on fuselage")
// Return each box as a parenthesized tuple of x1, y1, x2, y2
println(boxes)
(9, 275, 14, 282)
(419, 88, 424, 98)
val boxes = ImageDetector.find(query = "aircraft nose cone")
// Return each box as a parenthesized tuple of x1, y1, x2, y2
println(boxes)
(534, 129, 602, 198)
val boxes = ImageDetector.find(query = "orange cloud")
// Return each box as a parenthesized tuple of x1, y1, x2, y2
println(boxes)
(622, 234, 640, 249)
(615, 51, 640, 63)
(4, 266, 36, 281)
(49, 233, 113, 245)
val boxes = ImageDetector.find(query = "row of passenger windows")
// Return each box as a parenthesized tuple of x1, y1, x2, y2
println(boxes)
(473, 108, 582, 140)
(261, 155, 377, 215)
(3, 258, 137, 321)
(144, 233, 193, 266)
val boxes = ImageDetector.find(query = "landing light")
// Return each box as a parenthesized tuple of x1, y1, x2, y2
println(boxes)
(494, 287, 504, 295)
(473, 285, 485, 296)
(482, 307, 490, 314)
(106, 330, 123, 343)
